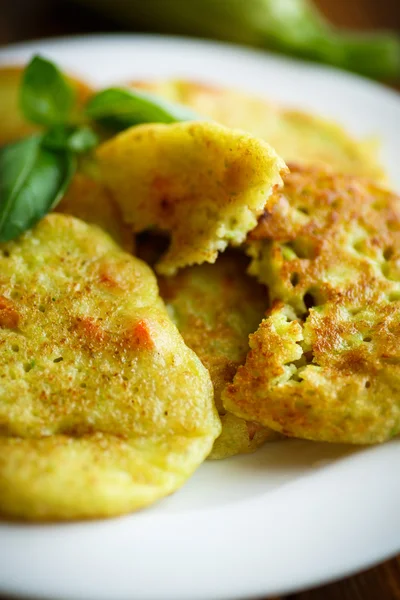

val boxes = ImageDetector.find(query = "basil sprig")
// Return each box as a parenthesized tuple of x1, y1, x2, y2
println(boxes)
(0, 55, 202, 242)
(85, 87, 201, 132)
(42, 125, 98, 154)
(0, 56, 99, 242)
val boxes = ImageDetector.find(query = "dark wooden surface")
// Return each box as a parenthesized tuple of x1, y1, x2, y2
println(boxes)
(0, 0, 399, 598)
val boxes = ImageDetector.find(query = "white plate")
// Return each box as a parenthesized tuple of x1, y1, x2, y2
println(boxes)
(0, 35, 400, 600)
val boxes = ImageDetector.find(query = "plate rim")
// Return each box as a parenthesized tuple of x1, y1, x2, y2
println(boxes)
(1, 31, 400, 101)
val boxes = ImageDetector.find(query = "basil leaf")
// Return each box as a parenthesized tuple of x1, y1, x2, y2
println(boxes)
(0, 138, 75, 242)
(0, 136, 42, 214)
(42, 125, 99, 153)
(85, 87, 201, 131)
(20, 55, 75, 127)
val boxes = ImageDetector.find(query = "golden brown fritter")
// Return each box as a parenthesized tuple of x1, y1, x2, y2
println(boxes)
(0, 214, 220, 520)
(223, 166, 400, 445)
(132, 79, 385, 181)
(156, 250, 278, 459)
(57, 172, 134, 253)
(0, 66, 93, 146)
(97, 121, 286, 275)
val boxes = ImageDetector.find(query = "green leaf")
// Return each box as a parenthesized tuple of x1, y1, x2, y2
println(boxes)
(85, 87, 201, 131)
(0, 137, 76, 242)
(20, 55, 75, 127)
(0, 136, 42, 213)
(42, 125, 99, 153)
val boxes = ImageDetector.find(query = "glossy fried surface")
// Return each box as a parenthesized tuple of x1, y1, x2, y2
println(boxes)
(156, 250, 278, 459)
(132, 79, 385, 181)
(97, 121, 286, 275)
(0, 215, 220, 520)
(223, 166, 400, 444)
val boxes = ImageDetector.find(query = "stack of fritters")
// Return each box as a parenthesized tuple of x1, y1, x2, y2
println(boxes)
(0, 67, 398, 521)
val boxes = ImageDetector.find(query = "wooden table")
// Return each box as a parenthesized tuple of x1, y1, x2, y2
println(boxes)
(0, 1, 399, 598)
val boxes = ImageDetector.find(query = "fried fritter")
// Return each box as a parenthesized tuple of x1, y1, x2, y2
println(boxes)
(0, 214, 220, 520)
(158, 252, 267, 411)
(156, 250, 278, 459)
(132, 79, 384, 181)
(97, 121, 286, 275)
(0, 66, 93, 146)
(223, 165, 400, 444)
(57, 172, 134, 252)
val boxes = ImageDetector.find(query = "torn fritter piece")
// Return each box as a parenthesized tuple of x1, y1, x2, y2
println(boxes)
(223, 301, 400, 444)
(97, 121, 286, 275)
(57, 172, 134, 253)
(157, 250, 279, 459)
(132, 79, 385, 181)
(0, 214, 220, 520)
(223, 165, 400, 445)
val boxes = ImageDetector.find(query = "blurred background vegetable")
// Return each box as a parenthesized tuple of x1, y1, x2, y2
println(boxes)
(77, 0, 400, 80)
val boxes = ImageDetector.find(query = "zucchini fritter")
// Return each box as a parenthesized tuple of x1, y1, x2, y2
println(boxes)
(223, 165, 400, 444)
(0, 214, 220, 520)
(157, 251, 279, 460)
(97, 121, 286, 275)
(132, 79, 384, 181)
(57, 172, 134, 252)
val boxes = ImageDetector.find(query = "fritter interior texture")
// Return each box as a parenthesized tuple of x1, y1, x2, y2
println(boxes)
(0, 214, 220, 520)
(157, 251, 279, 460)
(223, 165, 400, 444)
(132, 79, 384, 181)
(97, 121, 286, 275)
